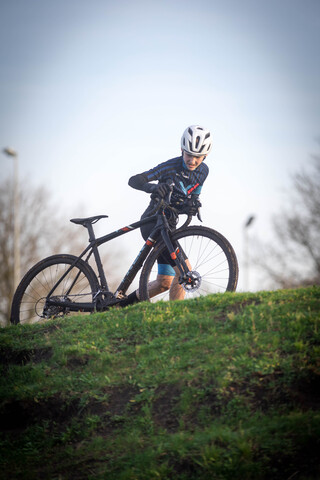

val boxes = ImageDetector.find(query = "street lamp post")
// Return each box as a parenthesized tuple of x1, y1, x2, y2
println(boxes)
(3, 147, 21, 291)
(243, 215, 255, 291)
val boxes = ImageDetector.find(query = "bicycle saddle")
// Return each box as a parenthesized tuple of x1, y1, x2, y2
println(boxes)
(70, 215, 108, 226)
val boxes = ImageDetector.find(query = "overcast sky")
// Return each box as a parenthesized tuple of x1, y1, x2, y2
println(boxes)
(1, 0, 319, 290)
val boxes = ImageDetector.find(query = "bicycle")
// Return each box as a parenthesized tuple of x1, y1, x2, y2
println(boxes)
(10, 190, 239, 324)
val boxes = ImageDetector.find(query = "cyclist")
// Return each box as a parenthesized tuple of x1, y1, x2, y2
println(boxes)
(121, 125, 213, 306)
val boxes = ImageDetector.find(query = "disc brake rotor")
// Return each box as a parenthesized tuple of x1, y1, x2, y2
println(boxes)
(182, 271, 202, 292)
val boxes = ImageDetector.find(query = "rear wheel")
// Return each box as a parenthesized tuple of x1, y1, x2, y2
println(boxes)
(139, 226, 238, 302)
(10, 255, 99, 324)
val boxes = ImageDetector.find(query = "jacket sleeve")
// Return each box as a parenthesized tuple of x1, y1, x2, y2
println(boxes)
(128, 173, 155, 194)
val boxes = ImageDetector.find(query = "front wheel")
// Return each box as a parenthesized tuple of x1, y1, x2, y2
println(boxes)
(139, 226, 238, 302)
(10, 254, 99, 324)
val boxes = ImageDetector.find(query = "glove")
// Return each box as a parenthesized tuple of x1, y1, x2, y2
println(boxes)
(149, 183, 172, 199)
(182, 197, 202, 216)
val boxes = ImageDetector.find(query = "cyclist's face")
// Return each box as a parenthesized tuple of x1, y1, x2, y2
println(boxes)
(182, 151, 206, 171)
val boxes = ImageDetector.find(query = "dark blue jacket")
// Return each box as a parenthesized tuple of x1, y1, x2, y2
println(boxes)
(129, 156, 209, 209)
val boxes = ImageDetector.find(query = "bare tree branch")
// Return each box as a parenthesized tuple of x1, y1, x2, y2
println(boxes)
(256, 152, 320, 288)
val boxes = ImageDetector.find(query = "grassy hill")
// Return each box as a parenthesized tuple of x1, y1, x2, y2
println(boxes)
(1, 287, 319, 480)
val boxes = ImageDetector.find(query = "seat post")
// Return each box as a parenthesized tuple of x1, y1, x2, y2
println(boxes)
(85, 222, 109, 291)
(70, 216, 110, 292)
(85, 222, 96, 243)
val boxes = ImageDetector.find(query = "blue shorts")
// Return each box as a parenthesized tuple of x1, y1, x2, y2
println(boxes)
(158, 264, 176, 276)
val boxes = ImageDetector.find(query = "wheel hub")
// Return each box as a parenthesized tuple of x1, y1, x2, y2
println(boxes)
(181, 271, 202, 292)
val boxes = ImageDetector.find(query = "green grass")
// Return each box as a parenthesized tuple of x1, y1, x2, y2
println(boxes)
(1, 287, 319, 479)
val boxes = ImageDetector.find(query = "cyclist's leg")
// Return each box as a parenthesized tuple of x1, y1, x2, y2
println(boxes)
(123, 209, 188, 305)
(121, 211, 172, 306)
(122, 266, 174, 305)
(170, 258, 192, 300)
(144, 263, 175, 298)
(139, 211, 177, 297)
(146, 256, 193, 301)
(138, 258, 192, 301)
(144, 274, 173, 298)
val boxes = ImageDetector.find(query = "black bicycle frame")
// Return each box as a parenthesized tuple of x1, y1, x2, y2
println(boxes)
(46, 208, 186, 312)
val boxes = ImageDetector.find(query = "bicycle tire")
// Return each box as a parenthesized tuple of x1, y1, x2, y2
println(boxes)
(139, 226, 238, 302)
(10, 254, 99, 324)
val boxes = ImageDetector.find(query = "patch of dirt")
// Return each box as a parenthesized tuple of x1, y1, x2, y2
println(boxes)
(66, 355, 90, 368)
(0, 395, 79, 432)
(0, 346, 53, 367)
(110, 335, 140, 348)
(248, 371, 290, 412)
(84, 385, 141, 436)
(152, 384, 182, 432)
(0, 385, 140, 435)
(98, 385, 140, 417)
(197, 388, 222, 416)
(168, 457, 198, 478)
(290, 371, 320, 410)
(214, 298, 262, 321)
(225, 370, 320, 413)
(36, 324, 61, 335)
(260, 436, 320, 480)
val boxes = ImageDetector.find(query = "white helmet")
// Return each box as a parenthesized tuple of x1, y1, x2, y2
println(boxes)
(181, 125, 212, 157)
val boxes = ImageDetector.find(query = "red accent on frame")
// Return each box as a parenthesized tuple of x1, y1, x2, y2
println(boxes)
(146, 239, 154, 246)
(170, 252, 177, 260)
(121, 227, 130, 232)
